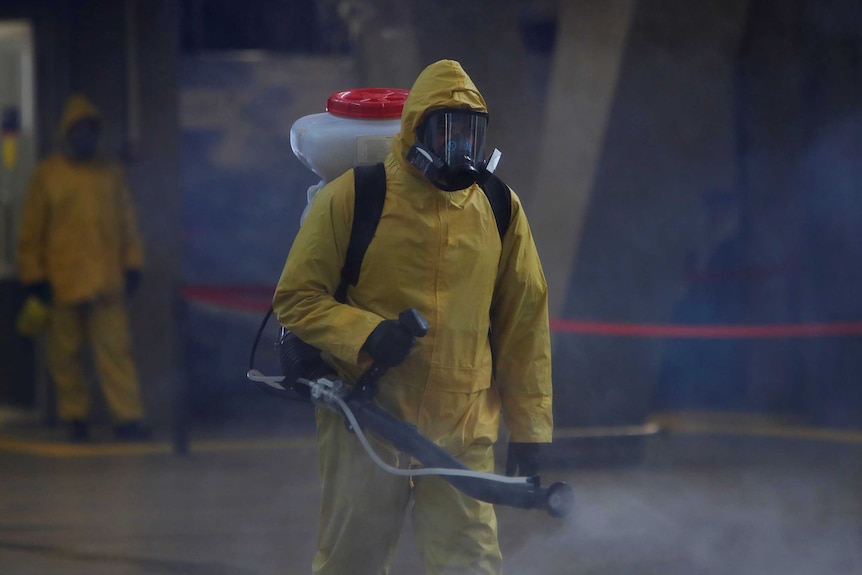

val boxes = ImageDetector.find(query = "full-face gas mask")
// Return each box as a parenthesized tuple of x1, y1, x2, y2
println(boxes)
(407, 108, 489, 192)
(65, 117, 100, 162)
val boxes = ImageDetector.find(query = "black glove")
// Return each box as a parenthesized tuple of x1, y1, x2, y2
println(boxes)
(25, 281, 53, 304)
(505, 442, 546, 477)
(362, 319, 417, 369)
(125, 269, 141, 297)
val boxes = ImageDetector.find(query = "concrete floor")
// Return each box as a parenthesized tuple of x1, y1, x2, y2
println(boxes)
(1, 407, 861, 575)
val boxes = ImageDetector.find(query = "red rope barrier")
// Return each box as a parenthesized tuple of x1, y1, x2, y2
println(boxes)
(179, 285, 273, 313)
(549, 319, 862, 338)
(179, 285, 862, 339)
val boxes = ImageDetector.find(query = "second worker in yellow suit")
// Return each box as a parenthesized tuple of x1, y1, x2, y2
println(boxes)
(17, 93, 150, 442)
(274, 60, 553, 574)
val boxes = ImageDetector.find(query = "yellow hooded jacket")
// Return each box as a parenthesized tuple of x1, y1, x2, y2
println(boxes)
(17, 94, 144, 304)
(274, 60, 552, 454)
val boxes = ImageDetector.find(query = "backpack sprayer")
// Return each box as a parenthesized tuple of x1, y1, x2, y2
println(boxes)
(246, 89, 573, 519)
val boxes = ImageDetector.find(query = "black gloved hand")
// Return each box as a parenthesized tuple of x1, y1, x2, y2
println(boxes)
(125, 269, 141, 297)
(362, 319, 417, 369)
(505, 442, 546, 477)
(25, 281, 53, 304)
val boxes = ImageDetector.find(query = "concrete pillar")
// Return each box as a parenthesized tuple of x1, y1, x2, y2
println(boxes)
(123, 0, 181, 432)
(344, 0, 421, 89)
(530, 0, 636, 317)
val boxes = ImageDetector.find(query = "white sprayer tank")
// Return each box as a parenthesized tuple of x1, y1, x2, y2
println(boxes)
(291, 88, 408, 224)
(291, 87, 408, 180)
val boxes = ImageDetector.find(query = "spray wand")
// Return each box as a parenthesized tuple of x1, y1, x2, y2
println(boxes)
(248, 308, 573, 518)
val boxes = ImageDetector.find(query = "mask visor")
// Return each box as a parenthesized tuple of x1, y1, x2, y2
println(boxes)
(420, 109, 487, 171)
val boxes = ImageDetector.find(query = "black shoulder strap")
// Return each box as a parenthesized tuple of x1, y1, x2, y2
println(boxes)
(334, 165, 510, 303)
(334, 162, 387, 303)
(478, 173, 512, 241)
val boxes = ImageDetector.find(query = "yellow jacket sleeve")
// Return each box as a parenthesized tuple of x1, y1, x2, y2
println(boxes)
(17, 166, 49, 284)
(273, 170, 384, 373)
(490, 190, 553, 443)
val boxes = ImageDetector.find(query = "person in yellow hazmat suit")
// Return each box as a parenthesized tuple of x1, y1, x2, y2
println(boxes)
(274, 60, 553, 574)
(17, 93, 150, 442)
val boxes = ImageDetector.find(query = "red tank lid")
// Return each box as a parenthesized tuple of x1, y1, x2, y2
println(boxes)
(326, 88, 409, 119)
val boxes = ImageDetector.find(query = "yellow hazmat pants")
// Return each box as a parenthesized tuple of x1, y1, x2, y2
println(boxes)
(45, 295, 145, 423)
(312, 407, 502, 575)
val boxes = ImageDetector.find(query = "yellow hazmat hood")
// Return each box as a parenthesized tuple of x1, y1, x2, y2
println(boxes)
(57, 93, 101, 140)
(392, 60, 488, 164)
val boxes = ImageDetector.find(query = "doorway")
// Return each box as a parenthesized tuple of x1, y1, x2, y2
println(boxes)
(0, 20, 39, 410)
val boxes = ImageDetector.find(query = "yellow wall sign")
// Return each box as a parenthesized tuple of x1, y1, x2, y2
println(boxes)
(2, 134, 18, 169)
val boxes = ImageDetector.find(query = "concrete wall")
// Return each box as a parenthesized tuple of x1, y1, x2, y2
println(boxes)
(737, 0, 862, 424)
(551, 0, 751, 430)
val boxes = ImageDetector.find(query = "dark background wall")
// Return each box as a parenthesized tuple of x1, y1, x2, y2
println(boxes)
(556, 0, 862, 430)
(735, 0, 862, 424)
